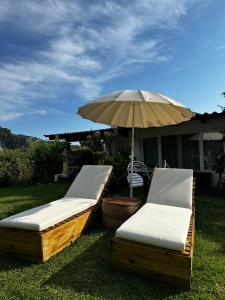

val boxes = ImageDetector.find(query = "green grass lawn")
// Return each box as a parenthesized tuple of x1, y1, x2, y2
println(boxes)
(0, 181, 224, 300)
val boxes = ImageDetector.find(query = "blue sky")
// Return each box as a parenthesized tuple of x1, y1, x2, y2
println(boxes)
(0, 0, 224, 138)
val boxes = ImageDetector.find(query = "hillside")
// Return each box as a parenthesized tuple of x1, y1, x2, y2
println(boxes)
(0, 127, 39, 149)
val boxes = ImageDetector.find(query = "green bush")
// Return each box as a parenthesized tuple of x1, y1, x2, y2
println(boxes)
(14, 149, 33, 181)
(0, 140, 65, 186)
(72, 146, 99, 173)
(103, 155, 129, 189)
(27, 140, 65, 183)
(0, 138, 129, 187)
(0, 149, 19, 186)
(0, 148, 34, 186)
(103, 155, 128, 177)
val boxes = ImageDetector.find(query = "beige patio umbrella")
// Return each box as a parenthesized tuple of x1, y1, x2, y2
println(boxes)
(77, 90, 194, 198)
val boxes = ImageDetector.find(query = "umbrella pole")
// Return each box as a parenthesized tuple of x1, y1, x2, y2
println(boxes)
(130, 104, 135, 198)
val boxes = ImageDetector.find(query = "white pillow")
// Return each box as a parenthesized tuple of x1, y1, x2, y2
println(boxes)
(116, 203, 192, 251)
(147, 168, 193, 209)
(65, 165, 113, 201)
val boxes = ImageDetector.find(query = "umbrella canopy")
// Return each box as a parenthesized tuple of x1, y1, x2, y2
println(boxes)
(77, 90, 194, 198)
(78, 90, 193, 128)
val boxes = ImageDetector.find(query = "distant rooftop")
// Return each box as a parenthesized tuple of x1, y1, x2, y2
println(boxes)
(44, 110, 225, 142)
(45, 128, 112, 141)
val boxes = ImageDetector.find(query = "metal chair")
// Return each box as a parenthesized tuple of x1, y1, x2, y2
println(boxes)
(127, 173, 144, 188)
(162, 159, 170, 168)
(127, 161, 150, 180)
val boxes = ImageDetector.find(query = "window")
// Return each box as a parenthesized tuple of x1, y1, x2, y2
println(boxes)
(182, 134, 200, 170)
(143, 137, 158, 168)
(203, 132, 223, 170)
(161, 135, 178, 167)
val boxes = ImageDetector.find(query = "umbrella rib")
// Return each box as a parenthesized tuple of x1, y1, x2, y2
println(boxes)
(156, 103, 189, 125)
(116, 90, 126, 102)
(138, 90, 146, 102)
(125, 104, 133, 127)
(138, 102, 145, 128)
(160, 104, 187, 123)
(94, 102, 118, 123)
(149, 103, 160, 126)
(155, 103, 180, 125)
(108, 102, 131, 127)
(82, 102, 110, 122)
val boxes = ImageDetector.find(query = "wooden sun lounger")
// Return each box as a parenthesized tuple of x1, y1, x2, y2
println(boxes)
(111, 179, 195, 289)
(0, 174, 111, 263)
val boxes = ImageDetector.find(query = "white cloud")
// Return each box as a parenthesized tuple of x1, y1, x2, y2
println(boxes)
(0, 0, 208, 121)
(216, 45, 225, 50)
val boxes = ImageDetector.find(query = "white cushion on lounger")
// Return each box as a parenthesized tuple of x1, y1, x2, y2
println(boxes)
(65, 165, 113, 201)
(147, 168, 193, 209)
(0, 197, 96, 231)
(116, 203, 192, 251)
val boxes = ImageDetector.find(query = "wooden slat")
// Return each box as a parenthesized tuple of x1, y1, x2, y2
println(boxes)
(112, 239, 191, 268)
(0, 207, 94, 262)
(112, 251, 190, 279)
(112, 259, 191, 289)
(0, 229, 42, 244)
(0, 174, 112, 262)
(42, 209, 92, 261)
(111, 178, 196, 289)
(0, 240, 42, 255)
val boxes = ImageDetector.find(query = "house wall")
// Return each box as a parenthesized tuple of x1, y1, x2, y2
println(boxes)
(133, 117, 225, 188)
(139, 118, 224, 138)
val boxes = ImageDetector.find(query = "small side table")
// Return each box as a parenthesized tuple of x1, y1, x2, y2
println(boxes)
(102, 197, 141, 229)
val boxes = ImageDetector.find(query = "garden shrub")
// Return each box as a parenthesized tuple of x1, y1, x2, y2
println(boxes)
(27, 140, 65, 183)
(14, 149, 33, 182)
(0, 140, 65, 186)
(71, 146, 100, 173)
(0, 134, 130, 187)
(103, 155, 128, 177)
(103, 155, 129, 189)
(0, 149, 19, 186)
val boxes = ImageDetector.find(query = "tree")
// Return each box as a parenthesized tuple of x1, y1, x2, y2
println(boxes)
(80, 131, 104, 152)
(218, 92, 225, 111)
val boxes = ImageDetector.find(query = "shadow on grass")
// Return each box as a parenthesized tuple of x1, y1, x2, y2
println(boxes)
(0, 254, 31, 272)
(46, 229, 182, 300)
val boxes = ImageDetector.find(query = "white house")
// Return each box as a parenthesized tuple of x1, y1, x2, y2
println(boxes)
(133, 111, 225, 187)
(45, 111, 225, 188)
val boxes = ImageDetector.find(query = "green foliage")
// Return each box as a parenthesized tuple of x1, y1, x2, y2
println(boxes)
(0, 149, 19, 186)
(80, 131, 104, 152)
(0, 140, 65, 186)
(71, 146, 105, 173)
(103, 154, 128, 177)
(103, 129, 118, 156)
(72, 146, 95, 171)
(103, 128, 129, 158)
(14, 149, 33, 181)
(27, 140, 65, 182)
(103, 154, 129, 189)
(215, 150, 225, 175)
(0, 148, 35, 186)
(217, 92, 225, 111)
(80, 129, 129, 158)
(214, 146, 225, 189)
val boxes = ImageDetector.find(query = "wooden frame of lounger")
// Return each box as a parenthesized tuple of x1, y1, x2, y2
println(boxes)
(111, 178, 195, 289)
(0, 175, 111, 263)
